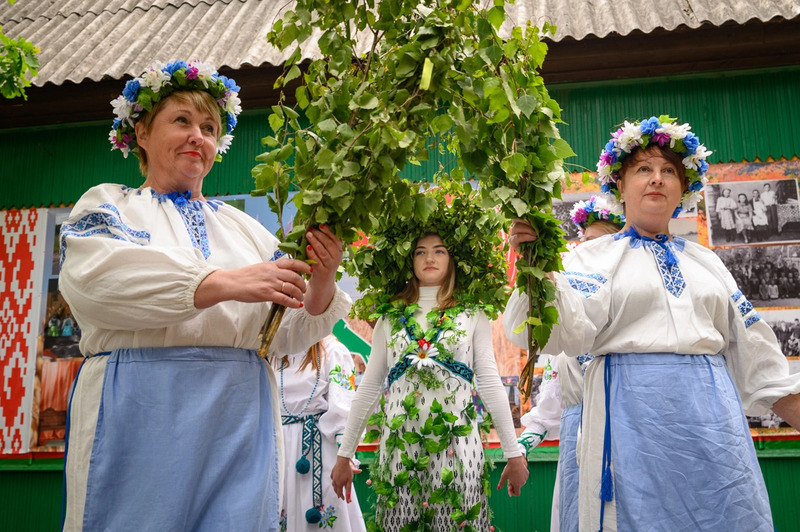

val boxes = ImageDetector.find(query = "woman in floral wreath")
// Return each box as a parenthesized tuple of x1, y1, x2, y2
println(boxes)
(505, 115, 800, 531)
(276, 335, 367, 531)
(513, 195, 624, 532)
(59, 60, 350, 531)
(330, 184, 528, 532)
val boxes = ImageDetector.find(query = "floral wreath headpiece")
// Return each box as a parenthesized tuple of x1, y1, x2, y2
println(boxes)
(596, 115, 712, 217)
(346, 178, 509, 320)
(109, 60, 242, 160)
(569, 195, 626, 236)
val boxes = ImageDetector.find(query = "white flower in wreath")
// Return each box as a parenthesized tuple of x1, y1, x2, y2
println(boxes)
(407, 339, 438, 369)
(616, 121, 643, 153)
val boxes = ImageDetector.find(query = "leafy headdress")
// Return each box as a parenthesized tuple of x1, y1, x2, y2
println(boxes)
(346, 178, 510, 320)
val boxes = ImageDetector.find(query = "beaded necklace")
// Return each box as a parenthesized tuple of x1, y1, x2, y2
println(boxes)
(280, 348, 321, 417)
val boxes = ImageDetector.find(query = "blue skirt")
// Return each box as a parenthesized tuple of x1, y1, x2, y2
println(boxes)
(558, 403, 581, 532)
(597, 353, 772, 531)
(67, 346, 279, 531)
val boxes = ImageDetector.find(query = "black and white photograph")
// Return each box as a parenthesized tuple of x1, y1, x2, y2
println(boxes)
(669, 216, 699, 243)
(759, 308, 800, 359)
(714, 244, 800, 308)
(704, 178, 800, 247)
(744, 309, 800, 429)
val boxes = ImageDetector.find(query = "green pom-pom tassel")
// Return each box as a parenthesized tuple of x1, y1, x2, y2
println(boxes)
(305, 506, 322, 523)
(295, 455, 310, 474)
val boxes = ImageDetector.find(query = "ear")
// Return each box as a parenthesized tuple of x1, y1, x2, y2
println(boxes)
(134, 121, 148, 150)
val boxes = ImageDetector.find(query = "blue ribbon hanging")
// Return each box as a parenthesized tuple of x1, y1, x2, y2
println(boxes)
(282, 412, 324, 522)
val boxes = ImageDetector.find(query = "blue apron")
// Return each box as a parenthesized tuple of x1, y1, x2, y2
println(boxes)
(70, 346, 279, 531)
(597, 353, 771, 531)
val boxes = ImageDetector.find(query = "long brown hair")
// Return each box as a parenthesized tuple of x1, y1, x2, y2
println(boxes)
(393, 233, 459, 310)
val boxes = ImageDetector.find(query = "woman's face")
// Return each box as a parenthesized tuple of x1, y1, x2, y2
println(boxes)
(738, 194, 747, 203)
(617, 148, 684, 231)
(413, 234, 450, 287)
(135, 96, 219, 192)
(752, 190, 760, 200)
(723, 188, 731, 197)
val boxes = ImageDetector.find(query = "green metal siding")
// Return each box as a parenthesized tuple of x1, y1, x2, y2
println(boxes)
(2, 450, 798, 531)
(2, 67, 800, 210)
(550, 66, 800, 172)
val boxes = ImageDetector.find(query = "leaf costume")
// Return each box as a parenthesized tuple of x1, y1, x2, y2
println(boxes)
(337, 287, 521, 532)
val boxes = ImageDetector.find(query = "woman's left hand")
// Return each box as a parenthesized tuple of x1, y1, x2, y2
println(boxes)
(497, 455, 529, 497)
(303, 225, 343, 315)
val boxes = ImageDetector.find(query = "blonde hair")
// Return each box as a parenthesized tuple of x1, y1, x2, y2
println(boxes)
(135, 90, 221, 177)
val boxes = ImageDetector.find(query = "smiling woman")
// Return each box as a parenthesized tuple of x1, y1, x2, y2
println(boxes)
(58, 60, 352, 531)
(134, 93, 221, 193)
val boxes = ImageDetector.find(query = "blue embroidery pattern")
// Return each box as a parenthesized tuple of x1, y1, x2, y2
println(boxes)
(731, 290, 760, 328)
(59, 203, 150, 268)
(577, 353, 596, 374)
(737, 300, 754, 317)
(619, 227, 685, 297)
(153, 191, 211, 259)
(564, 271, 607, 298)
(387, 349, 474, 386)
(271, 249, 287, 261)
(649, 243, 686, 297)
(745, 314, 761, 328)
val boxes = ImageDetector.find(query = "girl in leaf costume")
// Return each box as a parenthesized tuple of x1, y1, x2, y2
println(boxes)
(331, 183, 527, 532)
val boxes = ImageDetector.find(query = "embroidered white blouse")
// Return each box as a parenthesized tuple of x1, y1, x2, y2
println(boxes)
(58, 184, 351, 356)
(505, 231, 800, 416)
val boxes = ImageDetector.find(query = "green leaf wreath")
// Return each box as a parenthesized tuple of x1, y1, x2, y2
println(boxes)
(346, 177, 509, 320)
(253, 0, 573, 394)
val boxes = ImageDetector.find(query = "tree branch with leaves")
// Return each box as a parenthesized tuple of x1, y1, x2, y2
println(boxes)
(253, 0, 573, 390)
(1, 1, 40, 100)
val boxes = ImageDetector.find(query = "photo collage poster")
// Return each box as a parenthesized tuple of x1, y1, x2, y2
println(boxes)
(31, 215, 82, 452)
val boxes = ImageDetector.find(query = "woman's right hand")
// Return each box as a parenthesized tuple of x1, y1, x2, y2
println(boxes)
(194, 258, 312, 309)
(330, 455, 355, 503)
(509, 218, 538, 253)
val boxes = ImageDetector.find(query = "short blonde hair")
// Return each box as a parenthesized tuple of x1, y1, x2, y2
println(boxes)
(135, 90, 221, 177)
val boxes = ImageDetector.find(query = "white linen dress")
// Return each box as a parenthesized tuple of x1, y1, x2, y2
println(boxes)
(514, 352, 588, 532)
(278, 335, 367, 531)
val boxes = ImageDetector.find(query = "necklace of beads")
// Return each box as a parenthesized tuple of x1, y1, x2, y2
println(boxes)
(280, 348, 321, 417)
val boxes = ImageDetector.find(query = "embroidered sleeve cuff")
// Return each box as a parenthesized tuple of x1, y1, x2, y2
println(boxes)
(517, 429, 547, 455)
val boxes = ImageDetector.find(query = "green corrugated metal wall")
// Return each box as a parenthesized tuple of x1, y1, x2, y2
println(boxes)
(2, 67, 800, 210)
(3, 451, 799, 531)
(550, 66, 800, 169)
